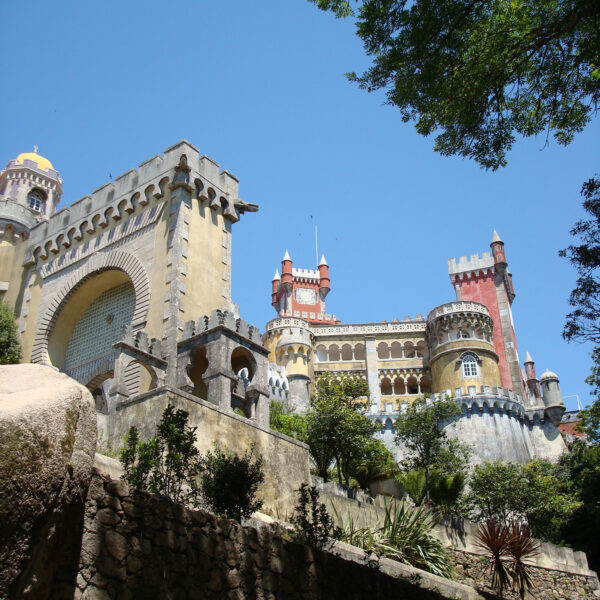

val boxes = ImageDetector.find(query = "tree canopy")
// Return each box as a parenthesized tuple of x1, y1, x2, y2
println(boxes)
(0, 302, 22, 365)
(394, 397, 465, 500)
(310, 0, 600, 169)
(560, 177, 600, 441)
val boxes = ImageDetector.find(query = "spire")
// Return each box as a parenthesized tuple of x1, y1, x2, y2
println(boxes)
(492, 230, 502, 243)
(283, 249, 291, 261)
(319, 254, 328, 266)
(524, 351, 533, 363)
(273, 269, 280, 281)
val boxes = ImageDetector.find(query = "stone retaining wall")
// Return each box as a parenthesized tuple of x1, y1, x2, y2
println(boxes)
(76, 471, 486, 599)
(450, 549, 600, 600)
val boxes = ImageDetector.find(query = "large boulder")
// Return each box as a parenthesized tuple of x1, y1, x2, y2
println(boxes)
(0, 364, 97, 599)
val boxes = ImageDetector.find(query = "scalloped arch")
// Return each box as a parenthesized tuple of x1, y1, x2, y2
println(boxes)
(31, 250, 150, 365)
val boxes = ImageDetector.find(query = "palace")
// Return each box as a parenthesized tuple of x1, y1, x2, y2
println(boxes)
(264, 243, 567, 463)
(0, 143, 567, 471)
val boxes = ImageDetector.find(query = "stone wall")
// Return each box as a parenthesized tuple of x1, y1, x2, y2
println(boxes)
(77, 471, 485, 600)
(450, 549, 600, 600)
(104, 388, 312, 517)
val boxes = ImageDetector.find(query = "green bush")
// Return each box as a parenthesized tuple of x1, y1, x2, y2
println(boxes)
(396, 469, 464, 513)
(120, 405, 201, 505)
(199, 445, 264, 521)
(0, 302, 21, 365)
(290, 484, 340, 549)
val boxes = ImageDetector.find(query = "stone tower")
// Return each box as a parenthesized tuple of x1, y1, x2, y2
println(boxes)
(0, 148, 62, 305)
(448, 231, 523, 396)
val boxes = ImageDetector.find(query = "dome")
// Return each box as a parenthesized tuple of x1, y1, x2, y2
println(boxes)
(15, 149, 54, 172)
(540, 369, 559, 382)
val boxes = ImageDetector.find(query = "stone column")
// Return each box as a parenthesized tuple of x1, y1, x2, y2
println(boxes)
(365, 336, 381, 413)
(287, 374, 311, 413)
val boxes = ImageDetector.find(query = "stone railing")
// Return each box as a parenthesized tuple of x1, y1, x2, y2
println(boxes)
(427, 301, 490, 322)
(0, 198, 39, 231)
(311, 321, 427, 336)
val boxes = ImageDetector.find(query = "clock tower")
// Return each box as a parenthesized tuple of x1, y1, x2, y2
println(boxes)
(271, 251, 339, 325)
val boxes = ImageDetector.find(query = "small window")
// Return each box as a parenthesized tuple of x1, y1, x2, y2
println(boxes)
(462, 354, 479, 377)
(27, 189, 46, 212)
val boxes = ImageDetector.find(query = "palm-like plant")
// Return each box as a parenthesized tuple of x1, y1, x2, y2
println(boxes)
(334, 499, 455, 578)
(508, 522, 540, 600)
(475, 519, 513, 598)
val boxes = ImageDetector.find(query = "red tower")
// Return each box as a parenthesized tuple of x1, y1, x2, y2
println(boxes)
(448, 231, 524, 395)
(271, 251, 339, 324)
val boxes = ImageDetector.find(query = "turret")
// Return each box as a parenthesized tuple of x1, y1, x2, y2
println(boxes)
(490, 229, 507, 270)
(318, 254, 330, 300)
(524, 351, 541, 400)
(271, 270, 280, 308)
(540, 369, 565, 426)
(281, 250, 293, 294)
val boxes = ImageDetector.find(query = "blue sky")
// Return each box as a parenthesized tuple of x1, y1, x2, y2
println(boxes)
(1, 1, 598, 411)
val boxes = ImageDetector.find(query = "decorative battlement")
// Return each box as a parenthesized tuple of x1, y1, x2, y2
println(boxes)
(292, 267, 319, 280)
(448, 252, 494, 280)
(427, 301, 490, 322)
(179, 309, 262, 345)
(23, 141, 255, 266)
(311, 320, 428, 337)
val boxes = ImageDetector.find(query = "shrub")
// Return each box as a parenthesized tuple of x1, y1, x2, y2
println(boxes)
(120, 405, 201, 505)
(476, 519, 539, 599)
(290, 484, 340, 549)
(199, 445, 264, 521)
(334, 499, 455, 578)
(396, 468, 464, 513)
(0, 302, 21, 365)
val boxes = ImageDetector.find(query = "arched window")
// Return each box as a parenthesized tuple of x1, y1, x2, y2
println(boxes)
(462, 353, 479, 378)
(27, 188, 46, 212)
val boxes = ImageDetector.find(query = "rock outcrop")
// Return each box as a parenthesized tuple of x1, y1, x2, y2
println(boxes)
(0, 364, 97, 599)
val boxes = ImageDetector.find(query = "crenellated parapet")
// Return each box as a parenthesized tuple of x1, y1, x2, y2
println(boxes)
(448, 252, 496, 283)
(23, 141, 257, 268)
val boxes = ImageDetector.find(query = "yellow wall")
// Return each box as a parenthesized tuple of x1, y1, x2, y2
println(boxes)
(429, 340, 501, 393)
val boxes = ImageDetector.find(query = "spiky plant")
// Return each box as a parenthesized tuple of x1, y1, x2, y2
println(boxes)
(475, 519, 513, 598)
(508, 522, 540, 599)
(334, 499, 455, 578)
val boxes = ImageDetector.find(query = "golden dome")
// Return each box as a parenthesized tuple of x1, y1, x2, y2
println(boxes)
(15, 147, 54, 172)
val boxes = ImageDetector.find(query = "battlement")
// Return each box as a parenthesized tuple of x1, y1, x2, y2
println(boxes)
(292, 267, 319, 280)
(448, 251, 494, 278)
(23, 141, 249, 266)
(180, 309, 263, 345)
(426, 301, 490, 322)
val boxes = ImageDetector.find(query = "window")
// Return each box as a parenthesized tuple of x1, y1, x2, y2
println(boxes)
(462, 353, 479, 377)
(27, 189, 46, 212)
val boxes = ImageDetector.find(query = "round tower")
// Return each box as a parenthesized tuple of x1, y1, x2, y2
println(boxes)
(490, 229, 507, 271)
(263, 316, 313, 412)
(281, 250, 293, 295)
(0, 148, 62, 235)
(426, 301, 501, 395)
(524, 351, 542, 402)
(540, 369, 565, 426)
(318, 254, 330, 300)
(271, 269, 280, 308)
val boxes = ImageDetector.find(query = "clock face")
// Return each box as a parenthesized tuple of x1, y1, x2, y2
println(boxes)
(295, 287, 317, 305)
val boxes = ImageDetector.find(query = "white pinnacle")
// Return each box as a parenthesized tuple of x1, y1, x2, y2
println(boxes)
(283, 249, 291, 261)
(273, 269, 280, 280)
(492, 229, 502, 243)
(319, 254, 328, 266)
(525, 351, 533, 363)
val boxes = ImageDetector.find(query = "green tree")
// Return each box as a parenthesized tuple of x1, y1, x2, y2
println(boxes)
(0, 302, 21, 365)
(557, 441, 600, 570)
(310, 0, 600, 170)
(348, 436, 397, 490)
(306, 373, 379, 485)
(394, 397, 463, 501)
(467, 460, 581, 541)
(560, 177, 600, 441)
(269, 400, 308, 442)
(199, 445, 265, 522)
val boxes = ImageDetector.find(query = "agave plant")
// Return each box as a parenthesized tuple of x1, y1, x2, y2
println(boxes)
(508, 522, 540, 600)
(475, 519, 513, 598)
(333, 499, 455, 578)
